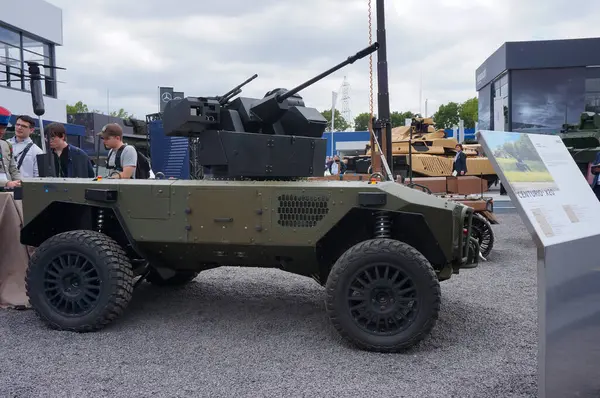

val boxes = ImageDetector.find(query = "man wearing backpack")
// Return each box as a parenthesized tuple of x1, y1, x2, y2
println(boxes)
(8, 115, 43, 178)
(99, 123, 151, 179)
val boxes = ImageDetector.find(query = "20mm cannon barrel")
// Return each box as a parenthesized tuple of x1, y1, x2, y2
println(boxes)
(219, 73, 259, 104)
(275, 42, 379, 103)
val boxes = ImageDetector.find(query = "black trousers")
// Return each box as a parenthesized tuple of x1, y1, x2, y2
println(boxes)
(593, 185, 600, 201)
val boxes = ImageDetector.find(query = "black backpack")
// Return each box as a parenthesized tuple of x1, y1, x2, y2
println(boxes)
(108, 144, 151, 179)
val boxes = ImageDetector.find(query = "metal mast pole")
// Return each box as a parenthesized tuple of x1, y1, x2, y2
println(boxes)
(376, 0, 393, 174)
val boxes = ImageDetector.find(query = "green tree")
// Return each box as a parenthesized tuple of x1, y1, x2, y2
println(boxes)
(66, 101, 133, 118)
(458, 97, 478, 128)
(354, 111, 414, 131)
(354, 112, 372, 131)
(432, 102, 460, 129)
(66, 101, 90, 114)
(391, 111, 415, 127)
(111, 108, 132, 118)
(321, 109, 350, 131)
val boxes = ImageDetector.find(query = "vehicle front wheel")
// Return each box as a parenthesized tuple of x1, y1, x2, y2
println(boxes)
(470, 213, 495, 258)
(26, 230, 134, 332)
(325, 238, 441, 353)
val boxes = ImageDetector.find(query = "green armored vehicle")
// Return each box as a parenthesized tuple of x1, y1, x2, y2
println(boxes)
(19, 44, 479, 353)
(559, 111, 600, 176)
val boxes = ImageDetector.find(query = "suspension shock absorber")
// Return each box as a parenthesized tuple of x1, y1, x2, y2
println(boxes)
(374, 211, 392, 238)
(96, 208, 105, 233)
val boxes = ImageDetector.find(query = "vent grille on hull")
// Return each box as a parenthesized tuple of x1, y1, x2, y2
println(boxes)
(276, 194, 329, 228)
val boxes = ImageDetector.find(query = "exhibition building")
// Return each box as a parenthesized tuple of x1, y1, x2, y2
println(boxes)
(0, 0, 66, 123)
(476, 37, 600, 134)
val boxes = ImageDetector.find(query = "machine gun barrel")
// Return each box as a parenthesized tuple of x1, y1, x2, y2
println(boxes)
(219, 73, 258, 104)
(276, 42, 379, 103)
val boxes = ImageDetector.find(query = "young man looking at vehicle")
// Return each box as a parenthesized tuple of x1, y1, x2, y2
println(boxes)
(47, 122, 95, 178)
(100, 123, 137, 179)
(8, 115, 43, 177)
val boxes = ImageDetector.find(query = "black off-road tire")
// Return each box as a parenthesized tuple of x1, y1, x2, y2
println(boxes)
(26, 230, 134, 332)
(470, 213, 495, 258)
(325, 238, 441, 353)
(145, 269, 199, 286)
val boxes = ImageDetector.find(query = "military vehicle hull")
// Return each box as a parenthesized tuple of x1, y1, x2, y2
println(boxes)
(20, 177, 478, 353)
(346, 146, 498, 186)
(559, 112, 600, 178)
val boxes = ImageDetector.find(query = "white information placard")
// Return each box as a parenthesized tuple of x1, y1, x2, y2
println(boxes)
(479, 129, 600, 398)
(478, 130, 600, 246)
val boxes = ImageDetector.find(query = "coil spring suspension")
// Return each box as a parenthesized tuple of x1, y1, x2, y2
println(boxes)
(374, 211, 392, 238)
(96, 208, 105, 233)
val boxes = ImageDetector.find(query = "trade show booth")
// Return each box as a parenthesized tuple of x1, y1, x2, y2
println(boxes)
(476, 37, 600, 134)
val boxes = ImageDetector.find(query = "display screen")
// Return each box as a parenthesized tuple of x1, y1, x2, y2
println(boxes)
(511, 67, 600, 133)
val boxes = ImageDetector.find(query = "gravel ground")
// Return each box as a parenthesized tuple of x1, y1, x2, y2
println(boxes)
(0, 213, 538, 398)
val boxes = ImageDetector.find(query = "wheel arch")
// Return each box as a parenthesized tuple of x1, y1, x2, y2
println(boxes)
(315, 208, 450, 284)
(20, 201, 141, 261)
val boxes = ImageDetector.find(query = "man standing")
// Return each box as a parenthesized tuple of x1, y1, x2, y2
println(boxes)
(99, 123, 137, 179)
(0, 107, 21, 188)
(326, 155, 347, 176)
(8, 115, 43, 178)
(452, 143, 468, 176)
(47, 122, 95, 178)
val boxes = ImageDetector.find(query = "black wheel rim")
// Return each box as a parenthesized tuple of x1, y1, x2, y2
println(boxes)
(42, 252, 102, 317)
(471, 218, 492, 255)
(346, 262, 418, 336)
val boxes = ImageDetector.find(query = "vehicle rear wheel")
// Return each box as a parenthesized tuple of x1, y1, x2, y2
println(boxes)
(26, 230, 134, 332)
(325, 238, 441, 352)
(145, 269, 199, 286)
(470, 213, 494, 258)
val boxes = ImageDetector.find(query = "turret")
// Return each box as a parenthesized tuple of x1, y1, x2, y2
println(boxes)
(162, 43, 378, 180)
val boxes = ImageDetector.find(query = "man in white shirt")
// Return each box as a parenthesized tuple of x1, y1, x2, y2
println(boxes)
(8, 115, 43, 178)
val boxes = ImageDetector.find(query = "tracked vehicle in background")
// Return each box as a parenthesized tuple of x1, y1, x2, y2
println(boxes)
(345, 116, 498, 187)
(19, 43, 480, 353)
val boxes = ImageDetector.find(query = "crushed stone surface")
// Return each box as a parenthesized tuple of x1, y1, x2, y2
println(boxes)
(0, 213, 537, 397)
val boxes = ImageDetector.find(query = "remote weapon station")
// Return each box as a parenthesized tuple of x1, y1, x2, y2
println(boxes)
(19, 6, 480, 353)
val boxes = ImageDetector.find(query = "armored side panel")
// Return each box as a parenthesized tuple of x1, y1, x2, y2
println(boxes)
(163, 97, 221, 137)
(279, 106, 328, 138)
(220, 109, 245, 132)
(194, 131, 326, 178)
(227, 97, 262, 133)
(36, 153, 56, 177)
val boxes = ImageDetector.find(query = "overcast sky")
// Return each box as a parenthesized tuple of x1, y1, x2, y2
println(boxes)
(46, 0, 600, 123)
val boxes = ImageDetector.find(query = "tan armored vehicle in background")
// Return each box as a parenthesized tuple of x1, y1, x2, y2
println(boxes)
(363, 116, 498, 187)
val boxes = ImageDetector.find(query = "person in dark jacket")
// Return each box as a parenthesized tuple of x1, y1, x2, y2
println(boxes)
(47, 122, 95, 178)
(452, 144, 468, 176)
(590, 151, 600, 200)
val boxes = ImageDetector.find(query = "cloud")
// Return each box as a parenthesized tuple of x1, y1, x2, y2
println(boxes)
(47, 0, 600, 123)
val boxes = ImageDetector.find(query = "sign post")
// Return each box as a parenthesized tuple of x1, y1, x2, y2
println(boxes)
(477, 130, 600, 398)
(158, 87, 185, 113)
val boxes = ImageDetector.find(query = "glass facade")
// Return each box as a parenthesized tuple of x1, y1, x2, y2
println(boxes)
(478, 67, 600, 134)
(478, 73, 509, 131)
(0, 22, 57, 98)
(492, 73, 509, 131)
(478, 84, 491, 130)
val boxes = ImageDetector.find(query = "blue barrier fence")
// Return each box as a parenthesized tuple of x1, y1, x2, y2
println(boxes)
(148, 120, 190, 179)
(444, 128, 477, 141)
